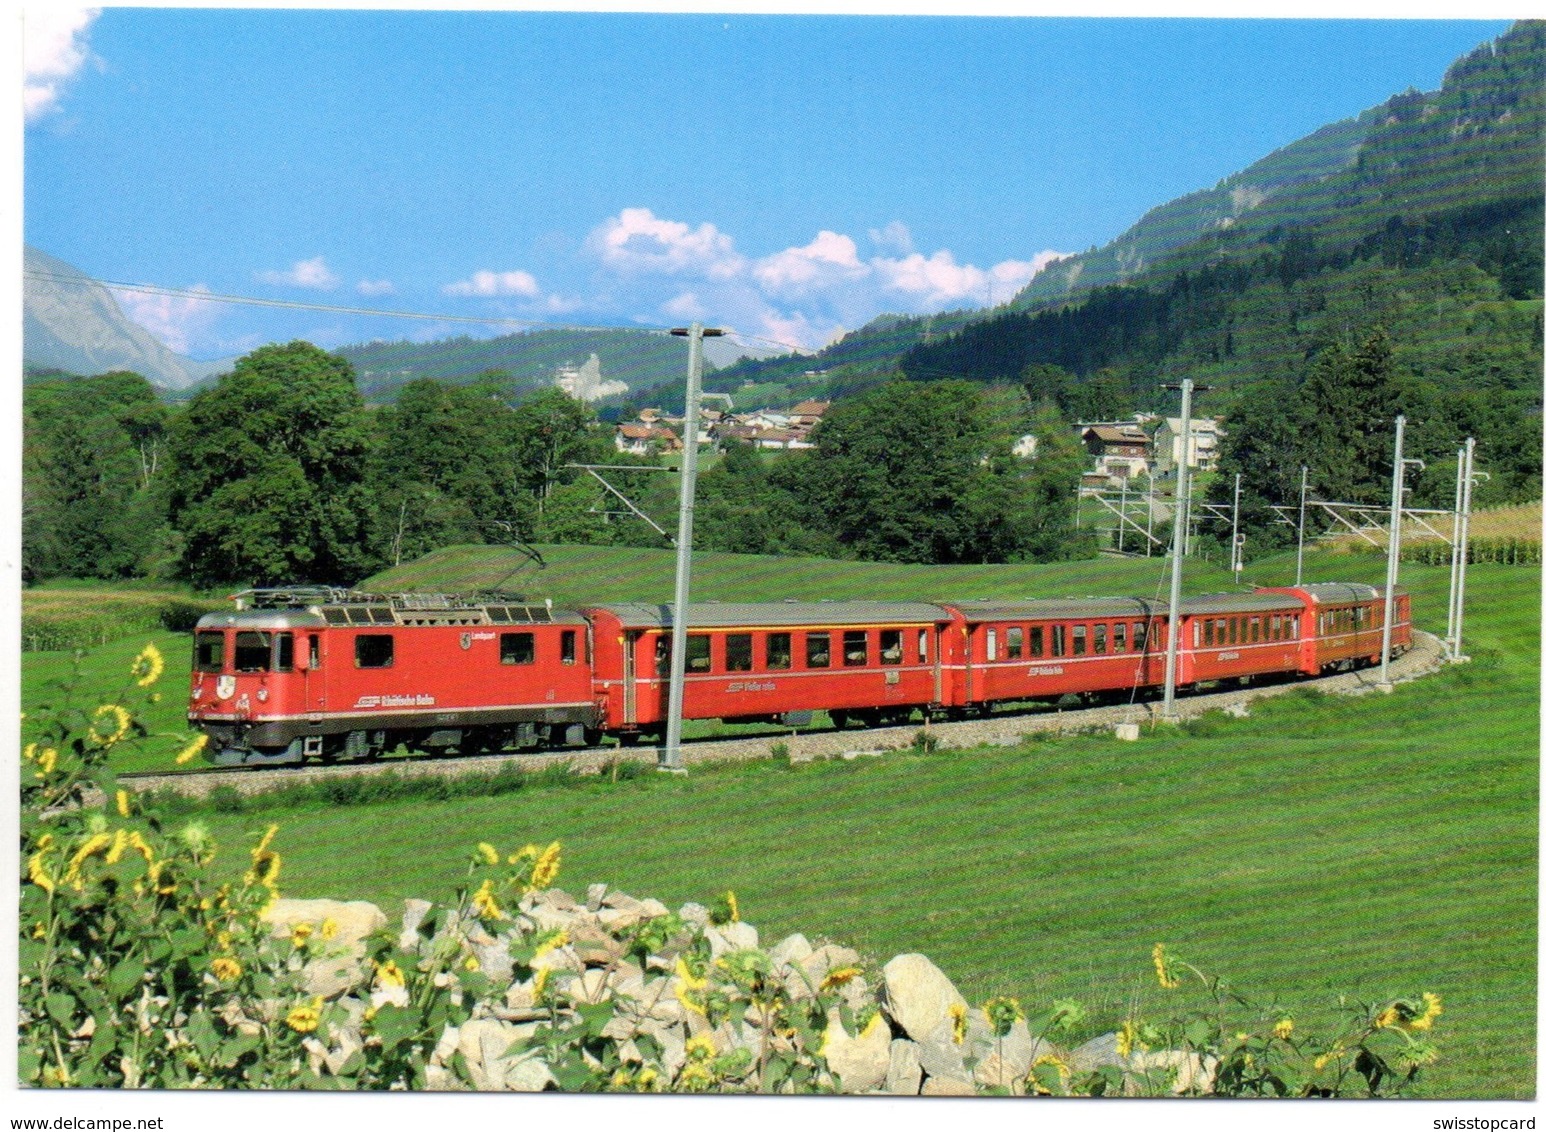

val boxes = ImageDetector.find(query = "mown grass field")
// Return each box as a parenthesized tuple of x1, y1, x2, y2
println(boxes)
(19, 547, 1539, 1096)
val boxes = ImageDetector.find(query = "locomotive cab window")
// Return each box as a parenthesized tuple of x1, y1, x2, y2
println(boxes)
(843, 630, 868, 667)
(355, 634, 394, 669)
(767, 632, 793, 671)
(880, 629, 903, 664)
(806, 632, 831, 669)
(195, 632, 225, 672)
(275, 632, 295, 673)
(726, 633, 753, 673)
(234, 631, 272, 673)
(308, 634, 320, 669)
(501, 632, 535, 665)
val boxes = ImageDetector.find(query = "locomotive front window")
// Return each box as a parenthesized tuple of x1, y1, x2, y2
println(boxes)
(806, 632, 831, 669)
(843, 630, 869, 667)
(356, 634, 395, 668)
(767, 633, 792, 670)
(501, 632, 535, 665)
(234, 631, 272, 673)
(195, 631, 225, 672)
(275, 633, 294, 672)
(725, 633, 753, 673)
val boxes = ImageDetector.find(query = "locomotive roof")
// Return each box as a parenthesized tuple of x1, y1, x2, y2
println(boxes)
(585, 601, 950, 629)
(200, 590, 585, 629)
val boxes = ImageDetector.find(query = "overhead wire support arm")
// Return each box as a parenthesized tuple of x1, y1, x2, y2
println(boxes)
(563, 463, 677, 544)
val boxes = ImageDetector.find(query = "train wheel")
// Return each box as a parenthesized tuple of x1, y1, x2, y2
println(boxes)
(617, 731, 642, 747)
(829, 710, 850, 730)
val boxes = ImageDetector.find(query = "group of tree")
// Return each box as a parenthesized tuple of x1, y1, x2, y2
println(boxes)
(23, 343, 1100, 590)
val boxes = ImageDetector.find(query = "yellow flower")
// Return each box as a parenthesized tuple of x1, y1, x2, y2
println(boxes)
(1116, 1019, 1138, 1058)
(285, 999, 323, 1033)
(115, 790, 131, 818)
(533, 927, 568, 959)
(320, 918, 338, 941)
(821, 965, 863, 991)
(27, 851, 57, 894)
(31, 922, 47, 939)
(725, 890, 740, 922)
(211, 956, 243, 981)
(464, 955, 480, 972)
(291, 922, 314, 946)
(64, 832, 114, 884)
(1152, 942, 1182, 989)
(1374, 1005, 1401, 1030)
(104, 829, 129, 865)
(634, 1066, 659, 1092)
(471, 878, 505, 921)
(678, 1060, 716, 1091)
(528, 841, 562, 890)
(23, 742, 37, 762)
(609, 1067, 633, 1090)
(132, 643, 165, 688)
(949, 1001, 968, 1045)
(90, 704, 132, 747)
(532, 966, 550, 1000)
(685, 1033, 716, 1061)
(1410, 993, 1443, 1032)
(35, 748, 58, 777)
(1273, 1017, 1295, 1040)
(245, 825, 282, 892)
(674, 954, 707, 990)
(375, 960, 406, 988)
(176, 734, 209, 765)
(476, 842, 499, 866)
(508, 843, 540, 864)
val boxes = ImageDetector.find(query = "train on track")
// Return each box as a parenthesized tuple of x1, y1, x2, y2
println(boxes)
(188, 582, 1410, 766)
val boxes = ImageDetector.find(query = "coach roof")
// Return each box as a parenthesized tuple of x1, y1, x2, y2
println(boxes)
(584, 601, 950, 629)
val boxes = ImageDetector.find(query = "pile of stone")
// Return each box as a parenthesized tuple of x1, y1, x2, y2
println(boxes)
(262, 886, 1213, 1096)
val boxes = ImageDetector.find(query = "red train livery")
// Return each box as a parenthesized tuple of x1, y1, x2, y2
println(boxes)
(189, 582, 1411, 765)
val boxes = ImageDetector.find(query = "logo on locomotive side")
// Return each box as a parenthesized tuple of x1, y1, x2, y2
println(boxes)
(353, 693, 437, 709)
(215, 675, 236, 700)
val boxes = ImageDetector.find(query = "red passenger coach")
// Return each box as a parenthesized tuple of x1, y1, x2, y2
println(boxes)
(1176, 591, 1307, 686)
(583, 601, 953, 740)
(189, 589, 600, 765)
(1257, 583, 1410, 674)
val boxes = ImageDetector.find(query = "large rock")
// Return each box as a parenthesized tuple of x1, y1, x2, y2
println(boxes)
(914, 1018, 970, 1084)
(879, 953, 966, 1042)
(885, 1039, 923, 1095)
(457, 1017, 547, 1091)
(705, 920, 758, 957)
(261, 898, 387, 997)
(821, 1010, 891, 1093)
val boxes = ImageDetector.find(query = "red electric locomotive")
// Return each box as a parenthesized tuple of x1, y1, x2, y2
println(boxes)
(188, 581, 1411, 765)
(189, 588, 600, 765)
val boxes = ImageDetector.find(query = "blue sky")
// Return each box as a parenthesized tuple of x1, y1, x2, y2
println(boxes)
(23, 6, 1513, 358)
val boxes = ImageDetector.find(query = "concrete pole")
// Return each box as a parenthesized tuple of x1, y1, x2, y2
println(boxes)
(1161, 378, 1194, 722)
(1295, 465, 1309, 587)
(1378, 415, 1406, 690)
(662, 323, 719, 770)
(1230, 471, 1242, 582)
(1445, 444, 1466, 658)
(1453, 437, 1477, 662)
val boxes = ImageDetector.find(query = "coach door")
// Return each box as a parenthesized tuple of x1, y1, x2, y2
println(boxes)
(622, 630, 641, 726)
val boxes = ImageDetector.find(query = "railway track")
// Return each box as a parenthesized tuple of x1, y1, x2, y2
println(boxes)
(121, 630, 1447, 800)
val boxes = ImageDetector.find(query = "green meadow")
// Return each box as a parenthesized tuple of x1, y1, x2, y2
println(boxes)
(19, 547, 1539, 1096)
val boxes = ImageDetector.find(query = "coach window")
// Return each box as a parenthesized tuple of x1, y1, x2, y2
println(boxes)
(1250, 617, 1262, 642)
(1202, 619, 1214, 647)
(806, 632, 831, 669)
(1030, 626, 1044, 658)
(1006, 626, 1024, 660)
(985, 628, 998, 662)
(843, 630, 869, 667)
(500, 632, 535, 665)
(275, 632, 295, 673)
(917, 629, 929, 664)
(880, 629, 903, 664)
(726, 633, 753, 673)
(1094, 624, 1108, 654)
(1114, 622, 1127, 652)
(356, 634, 394, 669)
(560, 630, 577, 666)
(688, 634, 712, 673)
(767, 632, 792, 670)
(1051, 625, 1066, 657)
(1133, 622, 1147, 652)
(195, 631, 226, 672)
(1072, 625, 1087, 656)
(235, 631, 272, 673)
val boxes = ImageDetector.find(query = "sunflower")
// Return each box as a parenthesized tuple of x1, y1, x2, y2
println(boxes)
(132, 643, 165, 688)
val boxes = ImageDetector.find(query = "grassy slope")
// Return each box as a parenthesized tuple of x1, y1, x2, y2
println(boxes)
(20, 548, 1538, 1095)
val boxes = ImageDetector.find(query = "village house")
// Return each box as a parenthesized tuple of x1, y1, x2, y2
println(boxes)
(1080, 423, 1153, 484)
(1153, 416, 1224, 475)
(613, 422, 681, 456)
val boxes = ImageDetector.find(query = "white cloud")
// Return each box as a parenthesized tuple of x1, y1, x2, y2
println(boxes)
(256, 256, 340, 291)
(868, 221, 915, 257)
(753, 231, 867, 294)
(110, 283, 220, 356)
(588, 208, 743, 279)
(442, 269, 540, 298)
(662, 292, 708, 321)
(24, 7, 98, 123)
(356, 278, 396, 297)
